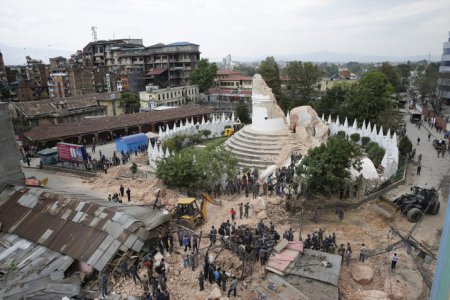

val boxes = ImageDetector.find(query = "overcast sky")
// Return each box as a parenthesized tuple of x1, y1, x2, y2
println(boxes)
(1, 0, 449, 61)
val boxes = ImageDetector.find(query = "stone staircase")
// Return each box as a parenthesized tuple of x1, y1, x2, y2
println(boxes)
(225, 125, 290, 169)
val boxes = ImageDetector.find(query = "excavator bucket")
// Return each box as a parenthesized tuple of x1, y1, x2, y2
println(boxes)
(372, 197, 399, 220)
(40, 177, 48, 187)
(203, 193, 222, 205)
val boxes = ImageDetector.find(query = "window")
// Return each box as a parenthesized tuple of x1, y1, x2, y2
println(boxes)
(443, 48, 450, 55)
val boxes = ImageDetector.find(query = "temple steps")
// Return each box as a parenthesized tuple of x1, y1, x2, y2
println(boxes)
(225, 125, 289, 170)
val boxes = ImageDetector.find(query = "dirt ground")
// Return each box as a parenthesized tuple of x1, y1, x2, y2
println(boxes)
(83, 153, 438, 300)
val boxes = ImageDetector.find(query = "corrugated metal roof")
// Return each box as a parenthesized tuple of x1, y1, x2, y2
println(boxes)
(0, 185, 171, 272)
(288, 249, 341, 286)
(0, 232, 79, 299)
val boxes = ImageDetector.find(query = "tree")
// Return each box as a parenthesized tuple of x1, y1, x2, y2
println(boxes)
(417, 62, 447, 115)
(343, 70, 394, 126)
(190, 58, 218, 92)
(312, 83, 351, 117)
(318, 62, 339, 78)
(361, 137, 371, 147)
(130, 162, 138, 174)
(257, 57, 281, 96)
(379, 62, 402, 93)
(296, 135, 361, 195)
(350, 133, 360, 143)
(156, 146, 238, 191)
(40, 91, 49, 100)
(365, 142, 385, 168)
(189, 133, 202, 145)
(284, 61, 323, 106)
(236, 100, 251, 124)
(120, 92, 141, 113)
(233, 64, 257, 77)
(398, 136, 413, 157)
(162, 134, 187, 153)
(200, 130, 211, 139)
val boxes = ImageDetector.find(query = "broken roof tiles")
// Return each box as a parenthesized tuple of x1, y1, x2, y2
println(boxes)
(0, 232, 79, 299)
(0, 184, 171, 272)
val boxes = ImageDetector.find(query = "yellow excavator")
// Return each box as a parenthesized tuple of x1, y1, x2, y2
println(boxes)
(176, 192, 219, 229)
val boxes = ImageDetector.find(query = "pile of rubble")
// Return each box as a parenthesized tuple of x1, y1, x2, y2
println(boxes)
(87, 164, 181, 211)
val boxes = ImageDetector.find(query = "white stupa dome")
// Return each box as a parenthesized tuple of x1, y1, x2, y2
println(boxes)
(351, 157, 379, 180)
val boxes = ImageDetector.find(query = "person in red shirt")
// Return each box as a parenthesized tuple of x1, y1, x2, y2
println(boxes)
(230, 208, 236, 221)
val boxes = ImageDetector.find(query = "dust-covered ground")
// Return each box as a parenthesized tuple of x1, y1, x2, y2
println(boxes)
(75, 146, 441, 299)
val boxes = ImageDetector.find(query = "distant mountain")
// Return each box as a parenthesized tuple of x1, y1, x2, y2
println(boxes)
(212, 51, 440, 64)
(0, 43, 74, 65)
(1, 43, 440, 65)
(275, 51, 440, 63)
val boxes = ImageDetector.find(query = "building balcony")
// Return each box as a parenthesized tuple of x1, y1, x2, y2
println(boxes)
(439, 66, 450, 73)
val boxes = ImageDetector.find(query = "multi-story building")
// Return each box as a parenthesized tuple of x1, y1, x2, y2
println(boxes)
(83, 39, 144, 68)
(49, 56, 68, 73)
(123, 41, 200, 88)
(47, 56, 71, 98)
(214, 70, 252, 90)
(25, 56, 49, 100)
(139, 85, 199, 109)
(48, 73, 71, 98)
(439, 31, 450, 104)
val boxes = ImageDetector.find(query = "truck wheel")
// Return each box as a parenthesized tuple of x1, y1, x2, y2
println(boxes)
(407, 208, 422, 223)
(430, 202, 440, 215)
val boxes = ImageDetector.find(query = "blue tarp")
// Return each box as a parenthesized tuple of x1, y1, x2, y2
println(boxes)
(115, 133, 148, 153)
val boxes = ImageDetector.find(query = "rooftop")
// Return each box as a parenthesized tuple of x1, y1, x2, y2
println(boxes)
(24, 105, 213, 142)
(0, 232, 80, 299)
(216, 69, 241, 76)
(0, 184, 171, 272)
(263, 241, 341, 300)
(13, 92, 120, 119)
(166, 42, 198, 47)
(220, 75, 253, 81)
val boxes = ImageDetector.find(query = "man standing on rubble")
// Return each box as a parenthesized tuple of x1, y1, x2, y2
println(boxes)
(244, 202, 250, 218)
(209, 226, 217, 245)
(239, 203, 243, 219)
(228, 276, 238, 298)
(359, 243, 367, 262)
(126, 188, 131, 202)
(198, 271, 205, 291)
(120, 184, 125, 197)
(193, 234, 199, 253)
(221, 270, 228, 292)
(100, 274, 108, 298)
(130, 263, 142, 284)
(230, 207, 236, 221)
(120, 260, 130, 279)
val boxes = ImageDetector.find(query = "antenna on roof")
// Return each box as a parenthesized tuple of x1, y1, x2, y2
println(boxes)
(91, 26, 98, 42)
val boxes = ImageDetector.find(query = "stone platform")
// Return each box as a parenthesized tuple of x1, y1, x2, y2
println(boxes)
(224, 125, 289, 169)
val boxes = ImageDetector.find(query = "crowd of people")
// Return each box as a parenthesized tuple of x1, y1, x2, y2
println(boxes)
(199, 252, 239, 298)
(301, 228, 357, 265)
(209, 219, 280, 266)
(114, 255, 171, 300)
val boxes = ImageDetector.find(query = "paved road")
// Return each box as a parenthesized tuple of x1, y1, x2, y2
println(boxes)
(23, 168, 107, 199)
(389, 108, 450, 248)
